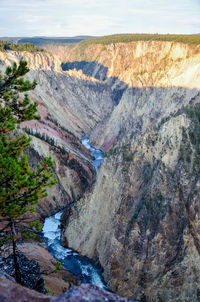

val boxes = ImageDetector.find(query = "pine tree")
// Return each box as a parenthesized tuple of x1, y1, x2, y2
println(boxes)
(0, 61, 57, 284)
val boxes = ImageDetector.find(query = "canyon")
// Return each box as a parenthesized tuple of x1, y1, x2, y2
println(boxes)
(0, 38, 200, 301)
(0, 49, 113, 219)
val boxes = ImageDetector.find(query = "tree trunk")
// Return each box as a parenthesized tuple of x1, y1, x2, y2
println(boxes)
(10, 218, 21, 284)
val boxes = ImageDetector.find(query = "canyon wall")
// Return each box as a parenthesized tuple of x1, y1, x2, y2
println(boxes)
(48, 41, 200, 150)
(61, 41, 200, 301)
(0, 50, 114, 218)
(58, 41, 200, 87)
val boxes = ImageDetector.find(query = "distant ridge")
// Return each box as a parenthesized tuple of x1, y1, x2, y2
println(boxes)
(78, 33, 200, 46)
(0, 36, 96, 46)
(1, 34, 199, 48)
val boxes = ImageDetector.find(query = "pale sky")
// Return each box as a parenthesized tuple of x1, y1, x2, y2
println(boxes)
(0, 0, 200, 37)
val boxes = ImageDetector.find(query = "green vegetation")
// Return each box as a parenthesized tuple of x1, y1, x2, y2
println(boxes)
(18, 37, 85, 46)
(125, 102, 200, 242)
(126, 181, 167, 239)
(42, 261, 62, 276)
(23, 127, 56, 147)
(128, 196, 146, 234)
(0, 40, 43, 52)
(23, 127, 68, 155)
(46, 114, 74, 137)
(104, 146, 120, 157)
(177, 104, 200, 171)
(0, 61, 57, 284)
(105, 142, 135, 162)
(79, 33, 200, 48)
(160, 102, 200, 171)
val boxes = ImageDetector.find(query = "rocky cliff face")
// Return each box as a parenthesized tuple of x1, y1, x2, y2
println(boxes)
(57, 41, 200, 87)
(87, 41, 200, 151)
(61, 41, 200, 301)
(0, 50, 114, 218)
(0, 50, 114, 138)
(48, 41, 200, 151)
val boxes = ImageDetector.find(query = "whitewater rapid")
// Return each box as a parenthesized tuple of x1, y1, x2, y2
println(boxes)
(42, 136, 105, 288)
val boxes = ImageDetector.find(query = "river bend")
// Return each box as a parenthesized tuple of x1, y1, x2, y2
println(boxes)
(42, 136, 105, 287)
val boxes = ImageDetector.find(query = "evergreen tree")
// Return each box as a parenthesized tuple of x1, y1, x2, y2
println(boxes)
(0, 61, 57, 284)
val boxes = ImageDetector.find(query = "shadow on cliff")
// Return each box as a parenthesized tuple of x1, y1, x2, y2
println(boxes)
(61, 60, 127, 105)
(59, 59, 200, 152)
(61, 60, 109, 81)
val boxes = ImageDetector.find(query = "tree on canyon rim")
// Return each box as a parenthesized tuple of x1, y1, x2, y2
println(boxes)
(0, 60, 57, 284)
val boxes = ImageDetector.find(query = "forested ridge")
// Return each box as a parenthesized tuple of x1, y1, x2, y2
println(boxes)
(0, 41, 43, 52)
(80, 33, 200, 47)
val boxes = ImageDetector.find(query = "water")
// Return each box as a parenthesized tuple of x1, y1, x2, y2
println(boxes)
(81, 136, 104, 171)
(42, 136, 105, 288)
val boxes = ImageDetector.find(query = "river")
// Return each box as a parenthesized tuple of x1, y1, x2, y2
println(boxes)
(42, 136, 105, 288)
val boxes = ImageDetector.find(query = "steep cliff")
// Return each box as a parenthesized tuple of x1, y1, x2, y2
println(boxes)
(50, 41, 200, 151)
(0, 50, 114, 138)
(61, 41, 200, 301)
(85, 41, 200, 150)
(57, 41, 200, 87)
(0, 50, 114, 218)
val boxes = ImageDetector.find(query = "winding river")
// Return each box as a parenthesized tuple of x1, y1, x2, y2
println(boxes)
(42, 136, 105, 288)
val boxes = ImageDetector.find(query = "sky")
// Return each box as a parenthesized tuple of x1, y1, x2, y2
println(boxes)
(0, 0, 200, 37)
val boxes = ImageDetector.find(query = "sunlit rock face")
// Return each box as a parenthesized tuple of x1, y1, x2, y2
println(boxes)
(47, 41, 200, 151)
(48, 41, 200, 88)
(61, 41, 200, 301)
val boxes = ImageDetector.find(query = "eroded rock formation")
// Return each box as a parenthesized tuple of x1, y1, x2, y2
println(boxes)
(0, 49, 114, 218)
(61, 41, 200, 301)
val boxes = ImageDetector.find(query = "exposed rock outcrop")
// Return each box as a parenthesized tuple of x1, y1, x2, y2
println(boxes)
(0, 50, 114, 137)
(88, 42, 200, 150)
(0, 252, 46, 293)
(0, 275, 138, 302)
(49, 41, 200, 151)
(0, 273, 51, 302)
(62, 103, 200, 301)
(16, 242, 78, 295)
(24, 136, 95, 219)
(0, 242, 78, 296)
(61, 41, 200, 301)
(0, 50, 114, 218)
(54, 41, 200, 88)
(53, 284, 138, 302)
